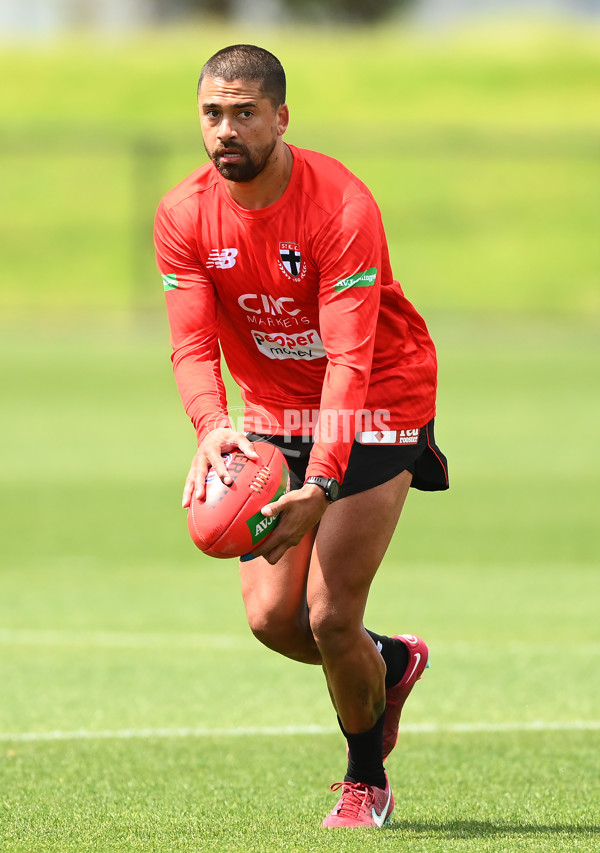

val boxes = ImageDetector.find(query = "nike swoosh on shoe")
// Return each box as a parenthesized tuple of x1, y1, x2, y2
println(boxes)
(372, 786, 392, 828)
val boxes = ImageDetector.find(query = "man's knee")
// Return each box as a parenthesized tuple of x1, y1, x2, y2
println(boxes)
(308, 601, 359, 651)
(245, 597, 319, 662)
(245, 597, 290, 645)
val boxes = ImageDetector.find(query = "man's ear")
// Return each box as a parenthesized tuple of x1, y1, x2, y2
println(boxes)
(277, 103, 290, 137)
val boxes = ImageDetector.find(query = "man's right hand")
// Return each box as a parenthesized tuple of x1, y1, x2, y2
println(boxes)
(182, 428, 260, 507)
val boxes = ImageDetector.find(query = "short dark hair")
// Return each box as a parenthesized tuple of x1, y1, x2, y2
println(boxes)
(198, 44, 286, 108)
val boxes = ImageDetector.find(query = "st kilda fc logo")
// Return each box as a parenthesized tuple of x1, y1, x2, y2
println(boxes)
(278, 241, 307, 282)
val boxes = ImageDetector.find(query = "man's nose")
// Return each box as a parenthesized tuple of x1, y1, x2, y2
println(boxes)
(217, 117, 237, 141)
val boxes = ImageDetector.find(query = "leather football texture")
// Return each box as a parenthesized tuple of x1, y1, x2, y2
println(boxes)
(187, 442, 290, 558)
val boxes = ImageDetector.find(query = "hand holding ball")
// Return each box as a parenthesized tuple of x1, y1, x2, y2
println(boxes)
(187, 442, 290, 558)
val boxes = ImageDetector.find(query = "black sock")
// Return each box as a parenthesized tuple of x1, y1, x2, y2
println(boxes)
(338, 712, 386, 789)
(366, 630, 409, 689)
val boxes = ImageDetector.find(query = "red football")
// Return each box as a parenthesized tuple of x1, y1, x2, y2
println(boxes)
(187, 442, 290, 558)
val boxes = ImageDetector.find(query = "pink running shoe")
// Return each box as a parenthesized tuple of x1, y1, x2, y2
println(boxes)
(322, 775, 394, 828)
(382, 634, 429, 760)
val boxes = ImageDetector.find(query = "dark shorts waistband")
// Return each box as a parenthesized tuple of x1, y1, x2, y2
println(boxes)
(246, 419, 449, 498)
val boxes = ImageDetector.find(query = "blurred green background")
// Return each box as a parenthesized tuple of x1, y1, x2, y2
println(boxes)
(1, 14, 598, 649)
(1, 17, 598, 562)
(1, 14, 598, 658)
(1, 21, 598, 319)
(1, 15, 599, 852)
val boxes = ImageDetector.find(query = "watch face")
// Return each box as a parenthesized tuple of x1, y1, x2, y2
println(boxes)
(306, 476, 340, 501)
(328, 479, 340, 501)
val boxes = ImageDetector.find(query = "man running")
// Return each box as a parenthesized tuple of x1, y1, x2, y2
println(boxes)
(155, 44, 448, 828)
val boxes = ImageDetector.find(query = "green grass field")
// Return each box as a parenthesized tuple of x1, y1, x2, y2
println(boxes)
(1, 19, 599, 853)
(1, 318, 598, 852)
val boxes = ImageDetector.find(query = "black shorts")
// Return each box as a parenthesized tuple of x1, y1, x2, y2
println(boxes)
(246, 419, 449, 499)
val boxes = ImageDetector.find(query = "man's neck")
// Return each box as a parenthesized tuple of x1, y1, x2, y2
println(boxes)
(224, 143, 293, 210)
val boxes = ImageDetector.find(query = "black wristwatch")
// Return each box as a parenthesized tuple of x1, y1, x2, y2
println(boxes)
(305, 476, 340, 502)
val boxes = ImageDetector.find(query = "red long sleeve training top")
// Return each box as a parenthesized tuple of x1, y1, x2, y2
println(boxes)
(155, 144, 437, 484)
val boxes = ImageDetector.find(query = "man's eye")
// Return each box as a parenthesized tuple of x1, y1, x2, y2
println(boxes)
(239, 111, 253, 119)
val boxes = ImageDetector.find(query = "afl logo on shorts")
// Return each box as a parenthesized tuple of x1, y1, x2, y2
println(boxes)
(356, 429, 420, 445)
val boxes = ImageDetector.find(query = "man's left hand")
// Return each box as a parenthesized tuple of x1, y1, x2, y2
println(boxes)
(250, 484, 330, 565)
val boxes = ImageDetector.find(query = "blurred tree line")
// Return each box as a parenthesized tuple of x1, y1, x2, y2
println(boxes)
(187, 0, 415, 23)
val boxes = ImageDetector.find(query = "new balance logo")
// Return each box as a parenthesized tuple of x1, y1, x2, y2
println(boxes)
(206, 248, 238, 269)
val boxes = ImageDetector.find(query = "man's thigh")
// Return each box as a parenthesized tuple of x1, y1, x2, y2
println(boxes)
(239, 529, 315, 623)
(307, 469, 413, 623)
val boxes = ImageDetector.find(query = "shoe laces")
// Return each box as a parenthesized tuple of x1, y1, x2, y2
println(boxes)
(330, 781, 373, 819)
